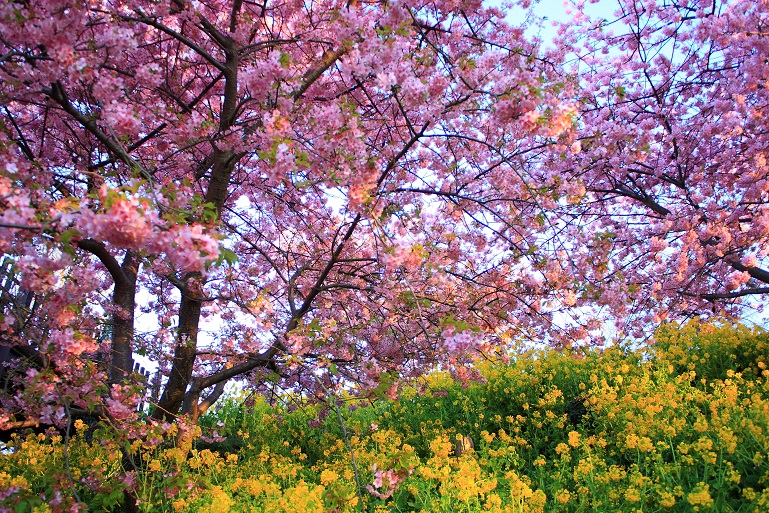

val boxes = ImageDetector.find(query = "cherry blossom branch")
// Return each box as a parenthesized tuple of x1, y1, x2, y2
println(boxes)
(0, 322, 46, 368)
(77, 239, 129, 288)
(291, 215, 363, 325)
(0, 419, 40, 431)
(0, 49, 23, 64)
(196, 18, 229, 50)
(191, 350, 280, 394)
(594, 184, 672, 216)
(727, 259, 769, 284)
(315, 283, 375, 293)
(238, 39, 298, 58)
(91, 72, 225, 171)
(2, 104, 35, 161)
(191, 215, 364, 396)
(45, 82, 154, 184)
(198, 381, 227, 414)
(0, 222, 43, 231)
(127, 11, 227, 73)
(222, 211, 289, 285)
(181, 376, 227, 418)
(701, 288, 769, 300)
(228, 0, 243, 32)
(293, 47, 349, 100)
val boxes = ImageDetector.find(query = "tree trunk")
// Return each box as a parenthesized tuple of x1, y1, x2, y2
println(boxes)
(110, 252, 139, 385)
(152, 288, 201, 420)
(150, 39, 241, 420)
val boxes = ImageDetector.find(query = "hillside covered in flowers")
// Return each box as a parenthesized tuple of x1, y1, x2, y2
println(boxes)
(2, 321, 768, 512)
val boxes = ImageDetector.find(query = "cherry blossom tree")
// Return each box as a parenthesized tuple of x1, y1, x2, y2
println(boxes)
(1, 0, 765, 458)
(0, 0, 581, 441)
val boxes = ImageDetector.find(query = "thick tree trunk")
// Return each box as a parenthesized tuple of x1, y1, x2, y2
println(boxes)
(110, 252, 139, 385)
(151, 149, 237, 421)
(100, 252, 141, 513)
(151, 37, 240, 419)
(152, 288, 202, 420)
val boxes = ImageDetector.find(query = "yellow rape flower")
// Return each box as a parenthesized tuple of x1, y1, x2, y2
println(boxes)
(687, 483, 714, 511)
(555, 489, 571, 504)
(485, 493, 503, 510)
(506, 471, 534, 501)
(188, 455, 202, 470)
(625, 487, 641, 503)
(430, 435, 453, 459)
(637, 436, 654, 452)
(320, 469, 339, 485)
(658, 490, 676, 508)
(574, 458, 594, 478)
(199, 449, 218, 467)
(11, 476, 28, 489)
(266, 481, 324, 513)
(209, 486, 233, 512)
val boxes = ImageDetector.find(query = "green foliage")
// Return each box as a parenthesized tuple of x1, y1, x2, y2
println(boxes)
(3, 320, 769, 511)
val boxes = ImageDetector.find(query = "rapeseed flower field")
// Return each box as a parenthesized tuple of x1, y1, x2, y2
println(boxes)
(2, 320, 769, 512)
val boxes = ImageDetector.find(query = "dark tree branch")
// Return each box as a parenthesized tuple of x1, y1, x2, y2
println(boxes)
(293, 47, 348, 100)
(702, 287, 769, 300)
(128, 11, 227, 72)
(45, 82, 153, 183)
(77, 239, 129, 287)
(727, 259, 769, 284)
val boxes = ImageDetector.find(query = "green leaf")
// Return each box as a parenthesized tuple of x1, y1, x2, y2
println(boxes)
(59, 228, 80, 246)
(439, 314, 480, 333)
(397, 291, 430, 310)
(201, 202, 218, 223)
(370, 371, 397, 400)
(221, 248, 238, 265)
(295, 150, 311, 169)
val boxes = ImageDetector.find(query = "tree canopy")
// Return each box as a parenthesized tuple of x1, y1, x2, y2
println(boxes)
(0, 0, 766, 441)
